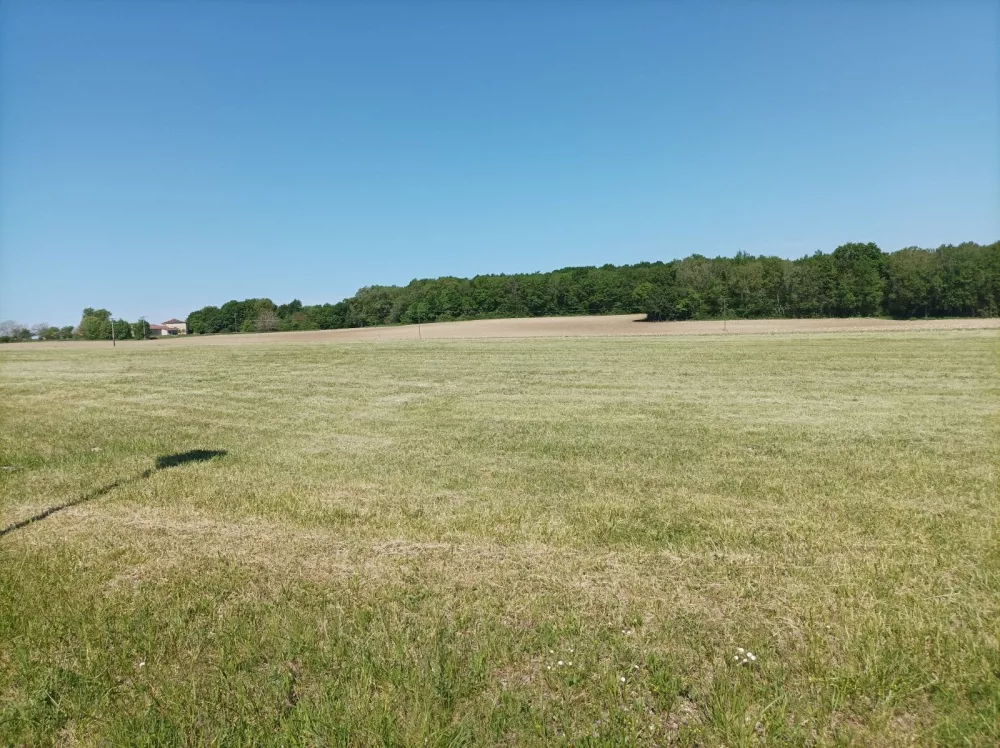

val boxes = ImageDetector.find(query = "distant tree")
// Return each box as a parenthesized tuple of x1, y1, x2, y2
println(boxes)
(0, 320, 23, 337)
(30, 322, 50, 339)
(1, 322, 32, 341)
(187, 306, 225, 335)
(132, 319, 151, 339)
(256, 309, 279, 332)
(405, 300, 432, 326)
(633, 280, 681, 321)
(59, 326, 76, 340)
(304, 302, 347, 330)
(39, 326, 62, 340)
(277, 299, 303, 318)
(981, 241, 1000, 317)
(112, 319, 132, 340)
(832, 242, 885, 316)
(78, 308, 114, 339)
(79, 314, 110, 340)
(219, 301, 244, 333)
(790, 252, 838, 317)
(884, 249, 936, 318)
(935, 243, 989, 317)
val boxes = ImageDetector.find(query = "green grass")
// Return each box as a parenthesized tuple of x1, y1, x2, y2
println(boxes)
(1, 331, 998, 746)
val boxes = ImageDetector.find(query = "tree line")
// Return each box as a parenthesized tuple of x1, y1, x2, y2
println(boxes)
(3, 241, 995, 342)
(0, 309, 152, 343)
(184, 241, 998, 335)
(74, 309, 152, 341)
(0, 321, 75, 343)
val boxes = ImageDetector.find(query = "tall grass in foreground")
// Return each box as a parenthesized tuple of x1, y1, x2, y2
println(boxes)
(1, 331, 998, 745)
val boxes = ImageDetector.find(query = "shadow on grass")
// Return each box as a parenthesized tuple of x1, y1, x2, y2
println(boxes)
(155, 450, 227, 470)
(0, 449, 226, 539)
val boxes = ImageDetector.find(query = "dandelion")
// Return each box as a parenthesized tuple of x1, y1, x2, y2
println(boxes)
(620, 676, 626, 683)
(558, 660, 564, 666)
(748, 653, 757, 662)
(733, 655, 740, 661)
(736, 647, 745, 654)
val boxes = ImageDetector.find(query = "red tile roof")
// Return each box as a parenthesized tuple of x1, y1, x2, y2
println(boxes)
(162, 318, 185, 325)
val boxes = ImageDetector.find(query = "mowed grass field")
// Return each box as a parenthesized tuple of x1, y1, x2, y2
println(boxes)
(1, 330, 998, 746)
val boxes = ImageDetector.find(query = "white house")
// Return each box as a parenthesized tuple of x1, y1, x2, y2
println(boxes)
(149, 319, 188, 336)
(162, 318, 187, 333)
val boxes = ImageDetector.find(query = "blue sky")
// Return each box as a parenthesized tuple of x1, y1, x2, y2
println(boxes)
(1, 1, 997, 326)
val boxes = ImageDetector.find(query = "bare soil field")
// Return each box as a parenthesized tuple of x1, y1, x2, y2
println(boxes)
(9, 314, 999, 349)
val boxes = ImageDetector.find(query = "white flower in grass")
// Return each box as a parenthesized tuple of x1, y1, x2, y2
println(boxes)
(731, 647, 759, 666)
(557, 660, 564, 666)
(620, 676, 626, 683)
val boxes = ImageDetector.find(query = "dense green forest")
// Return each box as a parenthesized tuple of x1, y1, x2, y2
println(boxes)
(182, 241, 998, 334)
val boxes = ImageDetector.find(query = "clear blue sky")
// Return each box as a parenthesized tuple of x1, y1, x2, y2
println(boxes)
(1, 1, 997, 327)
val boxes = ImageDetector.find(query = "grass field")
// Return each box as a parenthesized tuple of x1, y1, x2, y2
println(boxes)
(1, 329, 998, 745)
(7, 314, 999, 349)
